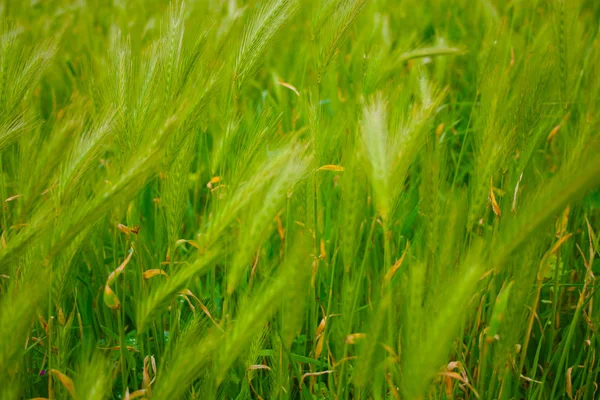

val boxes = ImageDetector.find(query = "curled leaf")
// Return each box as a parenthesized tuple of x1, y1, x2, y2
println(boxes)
(277, 81, 300, 97)
(314, 313, 340, 358)
(107, 250, 134, 285)
(103, 249, 134, 309)
(143, 269, 169, 280)
(300, 370, 333, 386)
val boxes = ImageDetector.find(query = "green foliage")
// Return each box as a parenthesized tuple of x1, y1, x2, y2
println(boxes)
(0, 0, 599, 399)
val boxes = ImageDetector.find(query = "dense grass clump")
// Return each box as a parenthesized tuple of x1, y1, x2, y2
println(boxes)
(1, 0, 600, 398)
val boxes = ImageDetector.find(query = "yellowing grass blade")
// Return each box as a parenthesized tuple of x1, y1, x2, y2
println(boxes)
(315, 335, 324, 359)
(107, 250, 134, 285)
(5, 194, 22, 202)
(314, 313, 339, 358)
(566, 366, 574, 399)
(50, 369, 76, 399)
(275, 215, 285, 241)
(435, 123, 444, 138)
(319, 239, 326, 259)
(58, 307, 66, 326)
(384, 241, 410, 283)
(546, 124, 561, 142)
(103, 249, 134, 309)
(143, 355, 157, 390)
(117, 223, 131, 236)
(556, 205, 570, 238)
(385, 373, 401, 400)
(547, 112, 570, 142)
(550, 233, 573, 256)
(317, 165, 344, 172)
(315, 316, 327, 338)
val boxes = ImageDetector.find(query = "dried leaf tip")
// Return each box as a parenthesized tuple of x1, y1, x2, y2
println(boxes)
(489, 177, 501, 217)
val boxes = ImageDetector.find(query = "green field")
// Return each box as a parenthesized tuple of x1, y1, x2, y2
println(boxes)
(1, 0, 600, 398)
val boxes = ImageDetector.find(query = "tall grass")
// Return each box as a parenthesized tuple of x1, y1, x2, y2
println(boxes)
(0, 0, 599, 399)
